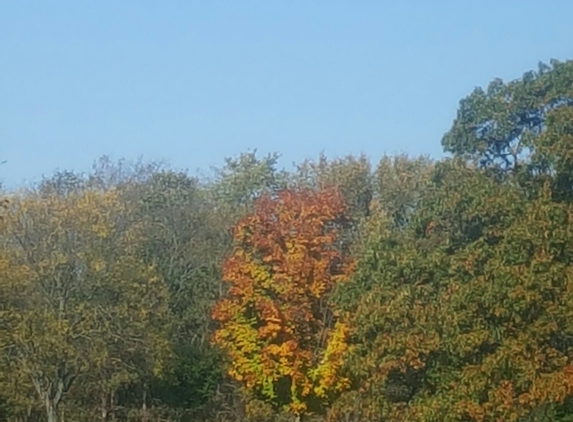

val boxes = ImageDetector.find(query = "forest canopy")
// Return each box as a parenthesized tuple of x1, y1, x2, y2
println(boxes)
(2, 59, 573, 422)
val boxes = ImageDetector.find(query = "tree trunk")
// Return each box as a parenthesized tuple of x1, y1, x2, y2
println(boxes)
(100, 392, 108, 421)
(141, 389, 148, 422)
(32, 375, 68, 422)
(110, 391, 116, 422)
(45, 398, 58, 422)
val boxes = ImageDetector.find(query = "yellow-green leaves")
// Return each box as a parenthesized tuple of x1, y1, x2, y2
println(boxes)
(0, 188, 170, 422)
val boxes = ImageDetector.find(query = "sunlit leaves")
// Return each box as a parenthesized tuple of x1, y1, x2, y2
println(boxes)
(0, 188, 170, 421)
(212, 188, 354, 415)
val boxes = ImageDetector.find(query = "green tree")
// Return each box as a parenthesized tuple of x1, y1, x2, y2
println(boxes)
(373, 154, 434, 229)
(292, 153, 373, 221)
(441, 59, 573, 200)
(333, 60, 573, 421)
(337, 161, 573, 420)
(134, 170, 227, 412)
(211, 151, 288, 210)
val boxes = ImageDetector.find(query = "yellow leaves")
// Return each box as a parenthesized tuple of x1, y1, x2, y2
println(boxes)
(91, 259, 106, 272)
(0, 186, 172, 411)
(212, 188, 354, 412)
(310, 321, 351, 399)
(90, 223, 110, 238)
(258, 322, 282, 340)
(289, 399, 307, 415)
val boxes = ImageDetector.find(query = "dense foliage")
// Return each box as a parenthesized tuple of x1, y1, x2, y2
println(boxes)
(2, 59, 573, 421)
(212, 188, 353, 415)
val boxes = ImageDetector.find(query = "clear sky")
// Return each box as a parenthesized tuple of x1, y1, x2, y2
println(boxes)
(1, 1, 573, 188)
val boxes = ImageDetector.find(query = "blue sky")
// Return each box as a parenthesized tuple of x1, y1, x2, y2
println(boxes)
(1, 1, 572, 188)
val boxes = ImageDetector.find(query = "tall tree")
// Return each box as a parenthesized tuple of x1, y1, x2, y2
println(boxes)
(211, 151, 288, 210)
(292, 154, 373, 221)
(441, 59, 573, 200)
(134, 170, 227, 412)
(373, 154, 434, 229)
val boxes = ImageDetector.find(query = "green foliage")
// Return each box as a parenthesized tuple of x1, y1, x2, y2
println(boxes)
(442, 58, 573, 199)
(152, 345, 223, 410)
(134, 170, 227, 412)
(292, 153, 374, 220)
(338, 162, 573, 420)
(333, 60, 573, 421)
(211, 151, 288, 208)
(373, 154, 434, 228)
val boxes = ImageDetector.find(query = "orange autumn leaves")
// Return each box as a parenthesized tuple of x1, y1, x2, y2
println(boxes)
(212, 188, 354, 413)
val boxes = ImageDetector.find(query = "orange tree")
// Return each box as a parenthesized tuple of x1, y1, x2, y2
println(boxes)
(211, 188, 354, 415)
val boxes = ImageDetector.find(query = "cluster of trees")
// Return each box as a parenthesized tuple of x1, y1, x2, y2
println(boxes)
(1, 58, 573, 422)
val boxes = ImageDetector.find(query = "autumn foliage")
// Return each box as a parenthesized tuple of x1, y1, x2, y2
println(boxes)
(212, 188, 354, 414)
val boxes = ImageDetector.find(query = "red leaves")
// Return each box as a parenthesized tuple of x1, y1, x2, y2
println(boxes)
(212, 188, 354, 412)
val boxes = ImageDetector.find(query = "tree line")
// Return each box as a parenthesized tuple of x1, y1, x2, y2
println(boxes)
(1, 58, 573, 422)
